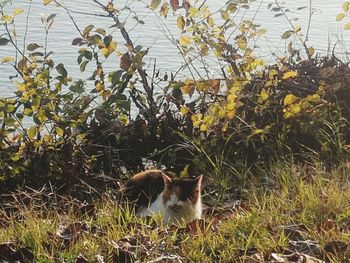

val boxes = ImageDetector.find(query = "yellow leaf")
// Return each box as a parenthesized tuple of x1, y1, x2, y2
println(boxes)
(177, 15, 185, 30)
(259, 89, 269, 101)
(207, 16, 214, 27)
(294, 25, 301, 33)
(179, 35, 192, 46)
(1, 56, 14, 63)
(149, 0, 161, 10)
(43, 0, 53, 5)
(220, 10, 230, 21)
(283, 94, 299, 106)
(254, 129, 264, 134)
(282, 70, 298, 80)
(200, 123, 208, 132)
(336, 13, 346, 21)
(343, 2, 350, 13)
(13, 9, 24, 16)
(1, 15, 13, 23)
(235, 36, 247, 50)
(345, 22, 350, 30)
(305, 94, 320, 103)
(180, 106, 189, 115)
(226, 110, 236, 119)
(55, 127, 64, 137)
(179, 164, 190, 177)
(289, 103, 301, 114)
(188, 7, 199, 18)
(23, 108, 33, 115)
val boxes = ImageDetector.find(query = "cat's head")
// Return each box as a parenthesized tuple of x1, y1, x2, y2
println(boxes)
(161, 173, 202, 213)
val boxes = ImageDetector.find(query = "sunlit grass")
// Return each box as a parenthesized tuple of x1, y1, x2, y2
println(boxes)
(0, 162, 349, 261)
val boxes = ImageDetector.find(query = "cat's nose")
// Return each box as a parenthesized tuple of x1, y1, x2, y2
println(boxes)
(169, 204, 182, 210)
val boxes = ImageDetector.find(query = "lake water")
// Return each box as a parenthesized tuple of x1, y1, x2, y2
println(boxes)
(0, 0, 349, 99)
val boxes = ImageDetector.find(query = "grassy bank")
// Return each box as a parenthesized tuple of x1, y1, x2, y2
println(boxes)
(0, 161, 349, 262)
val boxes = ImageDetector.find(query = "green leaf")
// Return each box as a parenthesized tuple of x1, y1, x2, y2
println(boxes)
(343, 2, 350, 13)
(27, 43, 42, 51)
(28, 126, 36, 139)
(80, 60, 89, 72)
(0, 38, 10, 46)
(83, 24, 94, 36)
(56, 63, 68, 77)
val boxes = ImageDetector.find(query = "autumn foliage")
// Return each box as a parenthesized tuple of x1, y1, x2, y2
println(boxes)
(0, 0, 349, 192)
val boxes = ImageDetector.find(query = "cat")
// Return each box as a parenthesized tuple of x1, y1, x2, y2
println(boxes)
(123, 169, 202, 223)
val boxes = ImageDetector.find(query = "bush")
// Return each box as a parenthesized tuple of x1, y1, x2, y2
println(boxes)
(0, 0, 349, 192)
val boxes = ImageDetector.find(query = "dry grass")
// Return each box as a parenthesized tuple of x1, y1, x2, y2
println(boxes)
(0, 162, 349, 262)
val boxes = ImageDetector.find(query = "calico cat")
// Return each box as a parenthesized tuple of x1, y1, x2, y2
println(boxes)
(123, 169, 202, 223)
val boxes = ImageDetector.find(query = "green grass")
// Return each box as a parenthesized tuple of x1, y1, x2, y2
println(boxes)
(0, 162, 350, 262)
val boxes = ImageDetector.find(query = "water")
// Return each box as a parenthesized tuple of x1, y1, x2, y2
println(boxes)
(0, 0, 349, 99)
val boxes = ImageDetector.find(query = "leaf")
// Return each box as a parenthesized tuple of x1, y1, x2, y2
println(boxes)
(281, 30, 294, 39)
(149, 0, 161, 10)
(220, 10, 230, 21)
(1, 15, 13, 23)
(283, 94, 299, 106)
(43, 0, 53, 5)
(1, 56, 14, 63)
(307, 47, 315, 57)
(160, 2, 169, 18)
(343, 2, 350, 13)
(27, 43, 42, 51)
(28, 127, 37, 139)
(83, 24, 94, 36)
(0, 38, 10, 46)
(345, 22, 350, 30)
(72, 38, 84, 46)
(282, 70, 298, 80)
(120, 52, 131, 71)
(170, 0, 179, 11)
(179, 35, 192, 46)
(23, 108, 33, 116)
(80, 60, 89, 72)
(56, 63, 68, 77)
(180, 106, 189, 115)
(259, 89, 269, 101)
(181, 80, 195, 96)
(13, 9, 24, 16)
(177, 15, 185, 30)
(95, 28, 106, 36)
(336, 13, 346, 21)
(200, 124, 208, 132)
(55, 127, 64, 137)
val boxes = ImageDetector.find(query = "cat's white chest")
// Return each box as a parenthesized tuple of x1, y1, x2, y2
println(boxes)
(137, 193, 202, 223)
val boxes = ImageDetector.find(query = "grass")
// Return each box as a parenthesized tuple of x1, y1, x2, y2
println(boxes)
(0, 161, 350, 262)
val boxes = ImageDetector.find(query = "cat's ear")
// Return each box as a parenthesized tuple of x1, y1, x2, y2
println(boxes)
(162, 173, 172, 185)
(194, 174, 203, 189)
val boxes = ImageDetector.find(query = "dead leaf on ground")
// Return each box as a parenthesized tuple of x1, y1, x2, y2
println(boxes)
(288, 240, 323, 257)
(75, 254, 89, 263)
(0, 242, 34, 262)
(148, 254, 184, 263)
(56, 221, 89, 246)
(324, 240, 348, 256)
(318, 219, 336, 232)
(280, 224, 308, 241)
